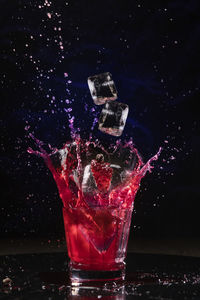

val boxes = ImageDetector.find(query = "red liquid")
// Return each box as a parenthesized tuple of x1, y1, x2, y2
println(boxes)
(63, 207, 132, 271)
(28, 137, 161, 273)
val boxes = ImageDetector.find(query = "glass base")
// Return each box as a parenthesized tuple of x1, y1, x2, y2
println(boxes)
(69, 262, 125, 285)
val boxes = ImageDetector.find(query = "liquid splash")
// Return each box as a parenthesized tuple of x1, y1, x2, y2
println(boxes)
(28, 133, 162, 209)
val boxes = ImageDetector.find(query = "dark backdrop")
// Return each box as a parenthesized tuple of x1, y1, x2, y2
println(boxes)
(0, 0, 200, 240)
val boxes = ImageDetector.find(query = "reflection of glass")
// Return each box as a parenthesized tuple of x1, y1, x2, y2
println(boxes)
(63, 207, 132, 283)
(67, 285, 125, 300)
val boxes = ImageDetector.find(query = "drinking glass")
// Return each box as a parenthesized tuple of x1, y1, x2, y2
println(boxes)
(63, 205, 133, 284)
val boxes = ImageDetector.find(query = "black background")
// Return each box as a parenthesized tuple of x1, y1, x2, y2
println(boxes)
(0, 0, 200, 240)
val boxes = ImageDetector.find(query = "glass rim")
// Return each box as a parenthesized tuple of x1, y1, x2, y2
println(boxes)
(62, 206, 133, 211)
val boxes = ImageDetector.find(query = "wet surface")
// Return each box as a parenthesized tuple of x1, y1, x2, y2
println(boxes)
(0, 252, 200, 299)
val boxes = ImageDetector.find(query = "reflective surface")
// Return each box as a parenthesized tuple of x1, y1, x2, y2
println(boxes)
(0, 252, 200, 299)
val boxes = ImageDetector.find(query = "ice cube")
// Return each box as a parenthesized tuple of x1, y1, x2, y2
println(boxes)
(110, 164, 123, 188)
(49, 148, 68, 170)
(113, 145, 139, 171)
(79, 209, 117, 252)
(82, 164, 97, 194)
(88, 72, 117, 105)
(91, 156, 113, 193)
(98, 101, 129, 136)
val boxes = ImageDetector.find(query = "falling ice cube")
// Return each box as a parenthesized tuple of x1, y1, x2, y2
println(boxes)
(88, 72, 117, 105)
(98, 101, 129, 136)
